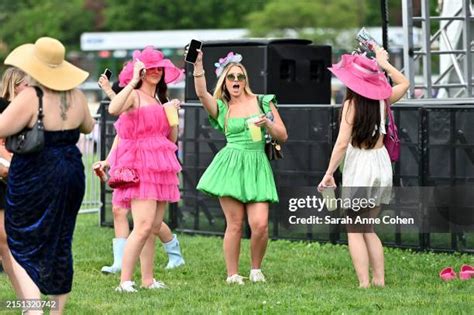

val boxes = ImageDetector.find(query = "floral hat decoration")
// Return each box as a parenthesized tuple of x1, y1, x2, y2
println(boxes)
(214, 52, 243, 77)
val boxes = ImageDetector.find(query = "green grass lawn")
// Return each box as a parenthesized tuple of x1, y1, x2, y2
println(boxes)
(0, 213, 473, 314)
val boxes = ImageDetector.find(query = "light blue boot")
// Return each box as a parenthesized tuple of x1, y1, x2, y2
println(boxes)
(101, 238, 126, 274)
(163, 234, 185, 269)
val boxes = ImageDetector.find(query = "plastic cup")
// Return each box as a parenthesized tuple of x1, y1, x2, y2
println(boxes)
(321, 186, 337, 211)
(246, 117, 262, 142)
(164, 105, 179, 127)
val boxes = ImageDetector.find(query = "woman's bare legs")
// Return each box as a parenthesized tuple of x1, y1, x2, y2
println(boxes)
(140, 202, 166, 287)
(113, 206, 130, 238)
(219, 197, 245, 276)
(246, 202, 269, 270)
(347, 232, 370, 288)
(347, 207, 384, 288)
(49, 294, 68, 315)
(155, 221, 173, 243)
(364, 207, 384, 287)
(7, 255, 42, 314)
(101, 207, 129, 274)
(0, 210, 23, 297)
(120, 200, 157, 283)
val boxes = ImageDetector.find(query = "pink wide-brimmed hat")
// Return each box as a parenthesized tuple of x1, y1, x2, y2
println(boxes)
(328, 54, 391, 100)
(118, 46, 184, 87)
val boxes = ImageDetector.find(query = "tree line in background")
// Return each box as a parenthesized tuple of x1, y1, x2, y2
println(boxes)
(0, 0, 438, 60)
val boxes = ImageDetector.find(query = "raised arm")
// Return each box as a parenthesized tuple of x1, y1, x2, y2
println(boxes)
(98, 74, 116, 100)
(191, 50, 218, 119)
(108, 61, 143, 116)
(375, 47, 410, 104)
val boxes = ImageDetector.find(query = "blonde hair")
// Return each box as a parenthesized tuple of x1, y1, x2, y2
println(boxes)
(212, 63, 254, 104)
(1, 67, 27, 101)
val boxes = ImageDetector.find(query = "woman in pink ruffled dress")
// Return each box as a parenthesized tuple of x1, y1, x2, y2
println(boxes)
(108, 47, 183, 292)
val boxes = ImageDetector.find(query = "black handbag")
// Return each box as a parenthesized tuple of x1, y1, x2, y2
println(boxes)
(6, 86, 45, 154)
(265, 139, 283, 161)
(257, 95, 283, 161)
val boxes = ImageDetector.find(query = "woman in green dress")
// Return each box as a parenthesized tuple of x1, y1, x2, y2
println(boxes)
(189, 50, 287, 284)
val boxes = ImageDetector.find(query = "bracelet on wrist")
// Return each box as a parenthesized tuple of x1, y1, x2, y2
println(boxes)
(325, 173, 333, 176)
(193, 70, 205, 77)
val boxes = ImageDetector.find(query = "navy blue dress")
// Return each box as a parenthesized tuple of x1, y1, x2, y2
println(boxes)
(5, 129, 85, 295)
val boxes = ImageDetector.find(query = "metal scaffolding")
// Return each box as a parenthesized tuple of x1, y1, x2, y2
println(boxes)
(402, 0, 473, 99)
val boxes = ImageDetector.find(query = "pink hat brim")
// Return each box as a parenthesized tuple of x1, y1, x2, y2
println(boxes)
(329, 66, 392, 100)
(118, 60, 184, 87)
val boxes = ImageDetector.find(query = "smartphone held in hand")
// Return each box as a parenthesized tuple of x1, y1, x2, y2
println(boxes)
(103, 68, 112, 80)
(185, 39, 202, 64)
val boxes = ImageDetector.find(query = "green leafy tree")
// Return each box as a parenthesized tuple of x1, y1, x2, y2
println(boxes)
(246, 0, 441, 49)
(246, 0, 364, 48)
(103, 0, 265, 30)
(0, 0, 93, 59)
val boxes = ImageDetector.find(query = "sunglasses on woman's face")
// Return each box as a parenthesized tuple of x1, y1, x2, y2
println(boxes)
(226, 73, 246, 81)
(148, 67, 163, 73)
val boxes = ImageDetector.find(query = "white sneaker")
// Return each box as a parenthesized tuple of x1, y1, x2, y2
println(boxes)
(115, 280, 137, 293)
(142, 279, 168, 289)
(249, 269, 266, 283)
(226, 274, 245, 285)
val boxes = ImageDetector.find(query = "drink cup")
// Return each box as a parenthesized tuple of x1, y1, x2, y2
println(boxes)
(321, 186, 337, 211)
(93, 163, 108, 182)
(246, 117, 262, 142)
(164, 105, 179, 127)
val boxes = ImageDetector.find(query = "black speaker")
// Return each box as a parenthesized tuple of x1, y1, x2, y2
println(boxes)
(185, 39, 332, 104)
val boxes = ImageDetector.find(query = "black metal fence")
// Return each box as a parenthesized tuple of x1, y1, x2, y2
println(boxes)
(99, 99, 474, 253)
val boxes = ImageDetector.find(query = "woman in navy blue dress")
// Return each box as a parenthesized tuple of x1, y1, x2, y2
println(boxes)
(0, 37, 94, 314)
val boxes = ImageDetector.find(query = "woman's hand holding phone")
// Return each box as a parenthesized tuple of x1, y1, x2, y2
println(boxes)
(98, 74, 112, 92)
(194, 49, 203, 65)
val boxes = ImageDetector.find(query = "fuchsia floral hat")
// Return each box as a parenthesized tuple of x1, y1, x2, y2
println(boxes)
(118, 46, 184, 87)
(328, 54, 392, 100)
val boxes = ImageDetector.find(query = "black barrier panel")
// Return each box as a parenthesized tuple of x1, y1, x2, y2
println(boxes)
(185, 39, 331, 104)
(100, 101, 474, 253)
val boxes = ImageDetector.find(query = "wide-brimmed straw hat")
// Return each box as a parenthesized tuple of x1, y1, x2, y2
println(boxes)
(328, 54, 391, 100)
(118, 46, 184, 87)
(4, 37, 89, 91)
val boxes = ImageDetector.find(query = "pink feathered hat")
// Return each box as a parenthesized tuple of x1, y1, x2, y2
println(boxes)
(118, 46, 184, 87)
(328, 54, 392, 100)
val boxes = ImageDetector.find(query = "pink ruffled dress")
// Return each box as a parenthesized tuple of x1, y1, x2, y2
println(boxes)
(108, 104, 181, 209)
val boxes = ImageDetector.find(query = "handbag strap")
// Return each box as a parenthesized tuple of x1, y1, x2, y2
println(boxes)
(33, 86, 44, 128)
(257, 95, 274, 143)
(385, 99, 394, 130)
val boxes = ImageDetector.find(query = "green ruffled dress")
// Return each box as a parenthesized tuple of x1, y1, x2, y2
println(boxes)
(196, 94, 279, 203)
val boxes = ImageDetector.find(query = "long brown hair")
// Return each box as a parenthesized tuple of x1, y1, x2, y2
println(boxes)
(135, 68, 168, 104)
(342, 88, 381, 149)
